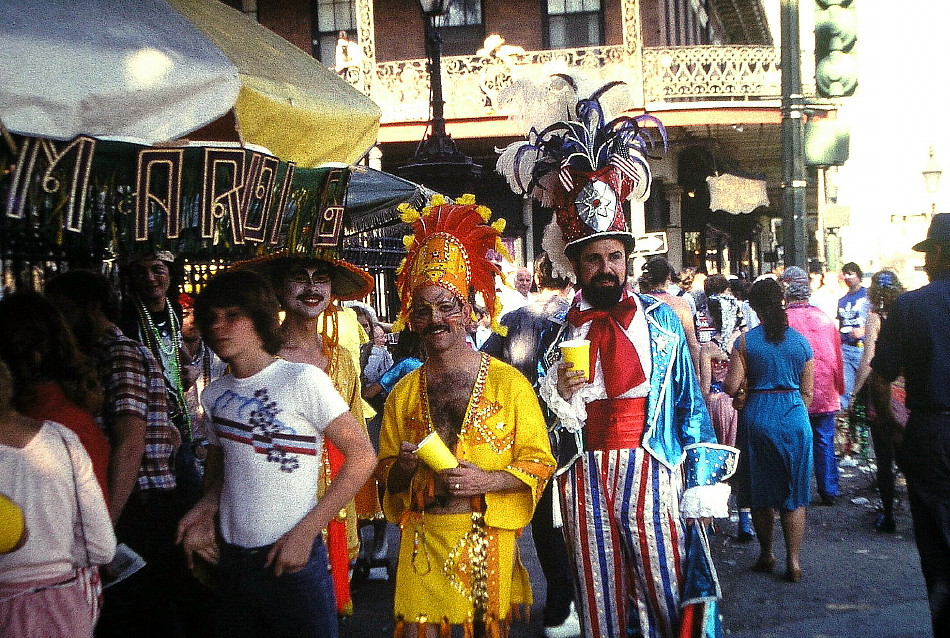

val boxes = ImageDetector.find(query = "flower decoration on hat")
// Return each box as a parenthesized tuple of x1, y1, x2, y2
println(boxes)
(392, 194, 509, 334)
(496, 77, 666, 281)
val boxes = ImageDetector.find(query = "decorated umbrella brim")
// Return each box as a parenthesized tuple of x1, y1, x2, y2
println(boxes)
(232, 251, 375, 302)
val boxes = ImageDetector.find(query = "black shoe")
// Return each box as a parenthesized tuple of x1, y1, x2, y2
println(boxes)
(813, 495, 835, 506)
(874, 513, 896, 533)
(736, 530, 755, 543)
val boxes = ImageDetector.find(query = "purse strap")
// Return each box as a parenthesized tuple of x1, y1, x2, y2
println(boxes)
(56, 425, 92, 569)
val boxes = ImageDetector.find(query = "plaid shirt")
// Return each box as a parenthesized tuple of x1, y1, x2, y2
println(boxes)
(91, 325, 177, 492)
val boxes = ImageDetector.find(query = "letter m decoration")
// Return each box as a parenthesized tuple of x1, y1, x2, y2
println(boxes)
(5, 135, 96, 233)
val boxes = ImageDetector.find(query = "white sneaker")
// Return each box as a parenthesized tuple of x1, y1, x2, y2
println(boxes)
(838, 456, 859, 468)
(544, 603, 581, 638)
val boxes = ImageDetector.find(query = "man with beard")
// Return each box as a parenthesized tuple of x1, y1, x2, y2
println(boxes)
(537, 235, 735, 638)
(377, 196, 555, 638)
(497, 88, 736, 638)
(235, 251, 380, 616)
(871, 213, 950, 637)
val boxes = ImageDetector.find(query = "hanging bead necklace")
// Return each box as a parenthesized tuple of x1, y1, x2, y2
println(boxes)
(136, 298, 193, 440)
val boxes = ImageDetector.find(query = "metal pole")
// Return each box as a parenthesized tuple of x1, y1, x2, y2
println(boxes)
(781, 0, 808, 268)
(423, 15, 446, 142)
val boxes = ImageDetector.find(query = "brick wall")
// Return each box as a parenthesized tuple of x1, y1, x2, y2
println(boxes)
(374, 0, 426, 62)
(483, 0, 543, 52)
(257, 0, 312, 55)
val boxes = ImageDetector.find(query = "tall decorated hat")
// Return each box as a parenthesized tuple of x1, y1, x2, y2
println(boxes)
(392, 193, 509, 334)
(496, 77, 666, 281)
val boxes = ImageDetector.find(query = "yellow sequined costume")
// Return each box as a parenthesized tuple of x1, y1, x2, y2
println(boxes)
(378, 353, 555, 637)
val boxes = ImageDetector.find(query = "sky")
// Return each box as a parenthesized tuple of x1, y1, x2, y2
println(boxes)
(765, 1, 949, 284)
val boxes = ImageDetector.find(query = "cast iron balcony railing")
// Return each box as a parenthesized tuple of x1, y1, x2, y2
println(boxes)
(342, 43, 810, 124)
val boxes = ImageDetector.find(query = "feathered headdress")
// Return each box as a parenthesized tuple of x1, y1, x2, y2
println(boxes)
(496, 77, 666, 281)
(392, 194, 509, 334)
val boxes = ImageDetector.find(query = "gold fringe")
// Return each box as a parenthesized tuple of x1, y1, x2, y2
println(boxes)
(393, 619, 404, 638)
(440, 617, 451, 638)
(463, 620, 474, 638)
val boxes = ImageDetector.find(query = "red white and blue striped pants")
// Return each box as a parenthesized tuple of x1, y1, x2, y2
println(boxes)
(558, 448, 686, 638)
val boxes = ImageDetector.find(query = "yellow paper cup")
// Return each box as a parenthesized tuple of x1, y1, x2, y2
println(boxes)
(0, 494, 25, 554)
(559, 338, 592, 383)
(415, 431, 459, 471)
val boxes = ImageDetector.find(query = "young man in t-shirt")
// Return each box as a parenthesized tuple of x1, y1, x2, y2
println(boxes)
(176, 269, 376, 638)
(837, 262, 870, 464)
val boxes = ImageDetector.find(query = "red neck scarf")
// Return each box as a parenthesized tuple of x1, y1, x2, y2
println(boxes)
(566, 294, 646, 398)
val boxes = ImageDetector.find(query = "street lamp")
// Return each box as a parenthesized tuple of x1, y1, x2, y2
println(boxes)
(922, 146, 942, 216)
(397, 0, 481, 198)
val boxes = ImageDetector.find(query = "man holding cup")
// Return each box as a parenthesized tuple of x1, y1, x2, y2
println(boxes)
(498, 90, 737, 638)
(377, 195, 555, 638)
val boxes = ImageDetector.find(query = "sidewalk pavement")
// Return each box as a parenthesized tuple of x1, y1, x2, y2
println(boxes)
(345, 460, 933, 638)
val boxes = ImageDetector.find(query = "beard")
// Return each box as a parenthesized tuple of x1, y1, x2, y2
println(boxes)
(581, 273, 624, 309)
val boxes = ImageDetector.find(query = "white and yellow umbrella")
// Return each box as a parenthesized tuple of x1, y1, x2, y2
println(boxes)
(0, 0, 380, 167)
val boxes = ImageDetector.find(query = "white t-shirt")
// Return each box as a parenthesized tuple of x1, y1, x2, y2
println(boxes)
(0, 422, 116, 583)
(202, 359, 349, 548)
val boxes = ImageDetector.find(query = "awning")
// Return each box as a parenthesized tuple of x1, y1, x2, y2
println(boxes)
(0, 0, 380, 167)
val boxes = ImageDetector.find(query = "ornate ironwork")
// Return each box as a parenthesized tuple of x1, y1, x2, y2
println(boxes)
(641, 45, 782, 102)
(351, 43, 801, 124)
(371, 45, 632, 123)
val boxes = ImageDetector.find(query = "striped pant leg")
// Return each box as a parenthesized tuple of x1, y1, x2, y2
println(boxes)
(612, 448, 686, 638)
(559, 449, 686, 638)
(559, 450, 630, 638)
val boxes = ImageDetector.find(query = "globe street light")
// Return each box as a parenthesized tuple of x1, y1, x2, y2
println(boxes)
(398, 0, 481, 198)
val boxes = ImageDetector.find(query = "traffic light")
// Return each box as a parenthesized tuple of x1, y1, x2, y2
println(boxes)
(814, 0, 858, 98)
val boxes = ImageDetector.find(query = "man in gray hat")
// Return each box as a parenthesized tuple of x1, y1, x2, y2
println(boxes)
(871, 213, 950, 637)
(781, 266, 845, 506)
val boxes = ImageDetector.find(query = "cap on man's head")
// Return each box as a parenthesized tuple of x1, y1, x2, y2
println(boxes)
(912, 213, 950, 252)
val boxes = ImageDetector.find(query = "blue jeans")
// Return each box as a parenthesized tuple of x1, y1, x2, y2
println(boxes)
(810, 412, 839, 498)
(841, 344, 863, 409)
(216, 536, 337, 638)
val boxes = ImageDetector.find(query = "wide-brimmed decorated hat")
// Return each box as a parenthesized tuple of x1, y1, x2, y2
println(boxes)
(496, 78, 666, 281)
(392, 193, 508, 333)
(232, 249, 373, 301)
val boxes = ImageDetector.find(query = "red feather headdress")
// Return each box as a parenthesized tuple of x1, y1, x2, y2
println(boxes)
(392, 194, 509, 334)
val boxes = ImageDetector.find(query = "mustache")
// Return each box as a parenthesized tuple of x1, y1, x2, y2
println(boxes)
(421, 323, 450, 335)
(590, 273, 621, 286)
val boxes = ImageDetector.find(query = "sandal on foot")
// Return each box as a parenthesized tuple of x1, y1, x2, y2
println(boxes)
(784, 567, 803, 583)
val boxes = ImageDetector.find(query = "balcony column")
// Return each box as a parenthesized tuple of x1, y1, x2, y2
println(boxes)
(354, 0, 377, 96)
(620, 0, 645, 105)
(664, 183, 685, 271)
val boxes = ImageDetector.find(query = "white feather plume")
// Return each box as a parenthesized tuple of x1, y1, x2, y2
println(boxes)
(541, 219, 575, 284)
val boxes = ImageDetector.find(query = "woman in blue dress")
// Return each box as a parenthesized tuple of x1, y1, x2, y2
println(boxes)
(725, 278, 814, 583)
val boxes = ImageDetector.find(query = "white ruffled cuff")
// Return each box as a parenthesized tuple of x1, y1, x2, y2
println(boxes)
(539, 369, 587, 433)
(680, 482, 732, 519)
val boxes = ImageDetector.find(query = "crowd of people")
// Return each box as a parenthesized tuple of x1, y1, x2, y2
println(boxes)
(1, 210, 948, 638)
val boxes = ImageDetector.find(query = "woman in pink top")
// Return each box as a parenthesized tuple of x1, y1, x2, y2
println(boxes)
(780, 267, 844, 506)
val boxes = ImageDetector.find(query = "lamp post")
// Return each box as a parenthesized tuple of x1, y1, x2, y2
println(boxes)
(922, 146, 942, 216)
(397, 0, 481, 198)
